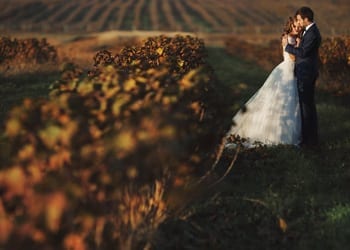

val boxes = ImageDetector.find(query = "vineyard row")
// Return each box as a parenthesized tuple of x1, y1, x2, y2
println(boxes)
(1, 0, 350, 35)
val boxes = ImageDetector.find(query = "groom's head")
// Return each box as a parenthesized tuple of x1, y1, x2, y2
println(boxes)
(295, 7, 314, 28)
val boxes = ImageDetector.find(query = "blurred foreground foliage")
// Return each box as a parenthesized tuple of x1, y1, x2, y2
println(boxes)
(0, 35, 231, 249)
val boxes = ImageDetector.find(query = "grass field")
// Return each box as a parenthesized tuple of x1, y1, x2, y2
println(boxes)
(154, 47, 350, 249)
(1, 43, 350, 249)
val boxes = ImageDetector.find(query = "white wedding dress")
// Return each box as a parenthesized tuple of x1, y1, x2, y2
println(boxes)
(226, 35, 301, 147)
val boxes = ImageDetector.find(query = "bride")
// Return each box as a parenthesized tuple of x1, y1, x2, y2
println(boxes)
(226, 17, 302, 148)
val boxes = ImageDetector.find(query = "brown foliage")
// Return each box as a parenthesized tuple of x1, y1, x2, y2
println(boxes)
(318, 36, 350, 95)
(225, 36, 282, 71)
(0, 35, 230, 249)
(0, 37, 57, 65)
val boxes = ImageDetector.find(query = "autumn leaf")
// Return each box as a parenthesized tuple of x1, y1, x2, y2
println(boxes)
(115, 131, 135, 152)
(39, 125, 62, 149)
(112, 95, 131, 116)
(180, 69, 198, 90)
(129, 100, 144, 111)
(60, 120, 78, 146)
(189, 101, 201, 115)
(94, 217, 105, 248)
(136, 76, 147, 83)
(160, 125, 175, 138)
(28, 163, 43, 183)
(278, 217, 288, 233)
(46, 192, 67, 232)
(0, 215, 13, 243)
(126, 166, 138, 179)
(18, 144, 35, 161)
(177, 59, 184, 67)
(238, 83, 248, 90)
(156, 47, 164, 55)
(63, 233, 86, 250)
(77, 80, 94, 95)
(49, 150, 71, 170)
(2, 167, 26, 197)
(89, 125, 102, 139)
(32, 229, 46, 243)
(5, 118, 21, 137)
(124, 78, 137, 91)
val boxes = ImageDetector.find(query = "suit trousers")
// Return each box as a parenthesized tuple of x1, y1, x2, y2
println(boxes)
(297, 73, 318, 145)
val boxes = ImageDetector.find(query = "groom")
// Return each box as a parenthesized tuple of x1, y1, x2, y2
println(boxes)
(283, 6, 322, 147)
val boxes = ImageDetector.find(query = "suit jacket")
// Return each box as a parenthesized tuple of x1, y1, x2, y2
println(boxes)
(285, 24, 322, 79)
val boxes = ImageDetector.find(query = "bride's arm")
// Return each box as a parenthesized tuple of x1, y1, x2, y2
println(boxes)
(283, 35, 296, 61)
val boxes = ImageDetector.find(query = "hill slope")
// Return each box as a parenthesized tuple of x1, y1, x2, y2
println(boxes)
(0, 0, 349, 35)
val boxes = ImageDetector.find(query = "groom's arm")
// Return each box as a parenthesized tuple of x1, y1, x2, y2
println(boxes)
(285, 31, 318, 58)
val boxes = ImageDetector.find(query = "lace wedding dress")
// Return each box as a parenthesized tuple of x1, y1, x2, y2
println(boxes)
(226, 36, 301, 147)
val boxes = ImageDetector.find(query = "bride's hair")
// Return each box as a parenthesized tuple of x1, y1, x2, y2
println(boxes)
(282, 16, 302, 38)
(283, 16, 295, 35)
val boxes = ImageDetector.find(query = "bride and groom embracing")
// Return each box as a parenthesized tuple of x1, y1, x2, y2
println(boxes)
(225, 6, 322, 149)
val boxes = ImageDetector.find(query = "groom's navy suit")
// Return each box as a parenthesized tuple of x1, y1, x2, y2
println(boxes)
(285, 23, 321, 146)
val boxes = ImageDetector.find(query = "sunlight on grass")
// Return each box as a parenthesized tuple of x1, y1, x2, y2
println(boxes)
(207, 47, 268, 101)
(325, 204, 350, 223)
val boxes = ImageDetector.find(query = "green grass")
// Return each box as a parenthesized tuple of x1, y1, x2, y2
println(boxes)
(154, 47, 350, 249)
(0, 71, 60, 124)
(206, 47, 269, 113)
